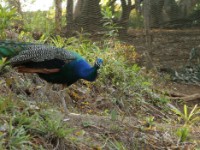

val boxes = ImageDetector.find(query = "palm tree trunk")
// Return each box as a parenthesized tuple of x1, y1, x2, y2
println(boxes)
(66, 0, 74, 32)
(55, 0, 62, 34)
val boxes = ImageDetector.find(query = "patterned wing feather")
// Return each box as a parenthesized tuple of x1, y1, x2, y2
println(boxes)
(9, 45, 77, 66)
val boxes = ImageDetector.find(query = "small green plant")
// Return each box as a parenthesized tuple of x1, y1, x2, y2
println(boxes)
(0, 4, 18, 39)
(7, 119, 32, 149)
(35, 110, 73, 138)
(0, 57, 8, 73)
(110, 109, 118, 121)
(17, 31, 35, 42)
(82, 121, 94, 127)
(172, 104, 200, 126)
(0, 96, 74, 149)
(0, 96, 14, 113)
(145, 116, 155, 128)
(129, 10, 144, 29)
(0, 57, 6, 65)
(172, 104, 200, 143)
(75, 28, 91, 43)
(50, 35, 67, 48)
(107, 138, 127, 150)
(176, 126, 190, 143)
(101, 6, 121, 38)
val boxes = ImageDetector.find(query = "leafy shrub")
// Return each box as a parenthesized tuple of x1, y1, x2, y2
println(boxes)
(23, 10, 55, 36)
(0, 4, 18, 39)
(101, 6, 121, 38)
(129, 10, 144, 29)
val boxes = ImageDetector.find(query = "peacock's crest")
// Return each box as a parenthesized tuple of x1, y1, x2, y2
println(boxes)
(95, 58, 103, 68)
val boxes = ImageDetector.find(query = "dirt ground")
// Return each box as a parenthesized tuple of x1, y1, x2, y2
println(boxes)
(127, 28, 200, 99)
(1, 29, 200, 149)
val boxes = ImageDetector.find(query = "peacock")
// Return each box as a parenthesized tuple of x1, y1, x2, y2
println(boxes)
(0, 40, 103, 113)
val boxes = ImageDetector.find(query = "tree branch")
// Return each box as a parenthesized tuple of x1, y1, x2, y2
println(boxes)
(158, 90, 200, 102)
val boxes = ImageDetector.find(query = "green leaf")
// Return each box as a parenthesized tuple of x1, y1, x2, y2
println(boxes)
(184, 105, 188, 120)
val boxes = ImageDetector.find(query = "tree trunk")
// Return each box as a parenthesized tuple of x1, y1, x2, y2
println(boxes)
(148, 0, 199, 28)
(149, 0, 165, 28)
(119, 7, 132, 35)
(73, 0, 102, 32)
(73, 0, 84, 20)
(163, 0, 179, 22)
(118, 0, 136, 36)
(66, 0, 74, 32)
(179, 0, 199, 17)
(55, 0, 62, 34)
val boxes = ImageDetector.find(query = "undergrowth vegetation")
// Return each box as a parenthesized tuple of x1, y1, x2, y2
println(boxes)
(0, 33, 199, 149)
(40, 33, 159, 114)
(0, 4, 19, 39)
(0, 3, 200, 149)
(0, 96, 74, 149)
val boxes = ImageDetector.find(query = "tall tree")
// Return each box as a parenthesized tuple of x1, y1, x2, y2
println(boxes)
(179, 0, 200, 17)
(163, 0, 179, 21)
(73, 0, 102, 32)
(148, 0, 164, 28)
(66, 0, 73, 32)
(119, 0, 143, 36)
(119, 0, 135, 35)
(148, 0, 200, 28)
(73, 0, 84, 20)
(55, 0, 62, 34)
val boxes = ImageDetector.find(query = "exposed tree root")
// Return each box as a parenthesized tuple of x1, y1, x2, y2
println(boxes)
(164, 90, 200, 102)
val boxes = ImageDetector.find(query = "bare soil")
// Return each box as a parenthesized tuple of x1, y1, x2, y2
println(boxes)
(1, 29, 200, 149)
(127, 28, 200, 101)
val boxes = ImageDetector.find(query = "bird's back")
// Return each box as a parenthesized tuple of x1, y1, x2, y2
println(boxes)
(0, 40, 79, 66)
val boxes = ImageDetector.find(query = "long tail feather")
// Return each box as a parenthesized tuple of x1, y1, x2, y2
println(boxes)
(0, 40, 30, 59)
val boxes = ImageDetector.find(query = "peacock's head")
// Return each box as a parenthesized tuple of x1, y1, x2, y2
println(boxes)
(95, 58, 103, 69)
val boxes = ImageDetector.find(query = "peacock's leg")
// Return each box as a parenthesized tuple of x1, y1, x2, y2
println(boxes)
(59, 85, 69, 114)
(44, 82, 52, 100)
(44, 82, 70, 114)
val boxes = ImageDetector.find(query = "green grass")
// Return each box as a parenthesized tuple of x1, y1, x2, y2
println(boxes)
(0, 20, 199, 148)
(0, 96, 74, 149)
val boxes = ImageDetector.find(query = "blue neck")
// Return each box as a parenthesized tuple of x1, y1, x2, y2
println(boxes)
(72, 59, 99, 82)
(81, 66, 98, 81)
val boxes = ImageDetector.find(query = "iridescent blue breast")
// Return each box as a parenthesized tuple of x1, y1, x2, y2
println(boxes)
(38, 58, 98, 86)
